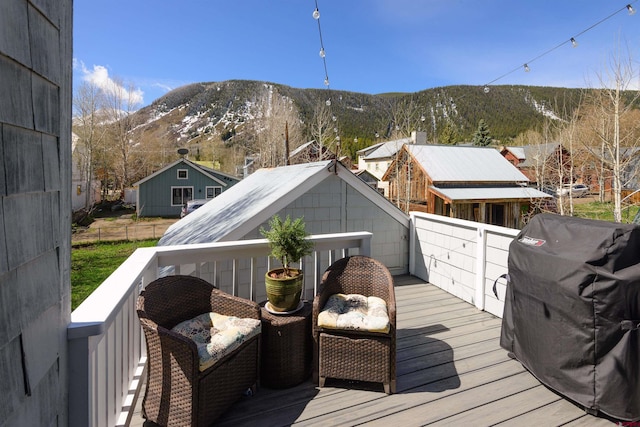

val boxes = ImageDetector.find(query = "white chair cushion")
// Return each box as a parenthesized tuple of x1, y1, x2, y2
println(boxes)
(318, 293, 390, 333)
(172, 312, 261, 371)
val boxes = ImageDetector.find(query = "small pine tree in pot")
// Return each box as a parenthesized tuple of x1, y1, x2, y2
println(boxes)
(260, 215, 314, 312)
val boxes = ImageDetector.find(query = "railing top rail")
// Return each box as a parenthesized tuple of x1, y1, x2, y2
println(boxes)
(68, 247, 157, 339)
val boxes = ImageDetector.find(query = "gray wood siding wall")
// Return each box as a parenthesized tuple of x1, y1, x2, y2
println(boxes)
(0, 1, 72, 426)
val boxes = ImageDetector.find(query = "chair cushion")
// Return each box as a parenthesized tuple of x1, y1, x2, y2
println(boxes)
(318, 293, 390, 333)
(172, 312, 261, 371)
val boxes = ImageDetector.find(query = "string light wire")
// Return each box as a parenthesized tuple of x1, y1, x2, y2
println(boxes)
(313, 0, 343, 158)
(313, 0, 330, 88)
(482, 1, 637, 90)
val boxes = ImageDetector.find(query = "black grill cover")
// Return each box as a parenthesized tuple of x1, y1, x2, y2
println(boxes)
(500, 213, 640, 421)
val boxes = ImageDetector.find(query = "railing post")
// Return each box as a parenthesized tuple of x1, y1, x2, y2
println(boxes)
(475, 225, 487, 311)
(359, 235, 372, 257)
(67, 336, 91, 427)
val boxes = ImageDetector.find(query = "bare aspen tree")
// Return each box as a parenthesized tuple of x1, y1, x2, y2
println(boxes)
(254, 85, 303, 167)
(588, 42, 640, 222)
(101, 77, 142, 197)
(73, 81, 111, 208)
(310, 99, 337, 160)
(389, 96, 424, 140)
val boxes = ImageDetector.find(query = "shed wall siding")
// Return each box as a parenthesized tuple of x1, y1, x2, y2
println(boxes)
(0, 1, 72, 425)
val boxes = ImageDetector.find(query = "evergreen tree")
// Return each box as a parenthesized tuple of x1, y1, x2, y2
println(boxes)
(472, 119, 492, 146)
(439, 121, 459, 145)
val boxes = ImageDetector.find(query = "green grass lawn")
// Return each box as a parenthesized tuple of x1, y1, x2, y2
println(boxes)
(71, 239, 158, 310)
(571, 201, 639, 223)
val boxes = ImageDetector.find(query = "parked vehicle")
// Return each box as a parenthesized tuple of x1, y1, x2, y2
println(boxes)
(556, 183, 589, 198)
(180, 199, 209, 218)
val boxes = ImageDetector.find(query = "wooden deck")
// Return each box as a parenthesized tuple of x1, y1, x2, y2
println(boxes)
(131, 276, 617, 426)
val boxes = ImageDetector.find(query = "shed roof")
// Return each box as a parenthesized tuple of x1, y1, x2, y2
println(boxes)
(159, 160, 406, 246)
(431, 185, 552, 202)
(406, 145, 529, 183)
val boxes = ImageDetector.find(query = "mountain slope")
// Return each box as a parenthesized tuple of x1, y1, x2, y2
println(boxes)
(129, 80, 590, 174)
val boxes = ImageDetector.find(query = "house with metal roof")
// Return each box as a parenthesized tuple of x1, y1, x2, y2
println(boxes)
(500, 143, 569, 187)
(133, 158, 240, 217)
(159, 160, 410, 286)
(358, 131, 428, 196)
(382, 144, 551, 228)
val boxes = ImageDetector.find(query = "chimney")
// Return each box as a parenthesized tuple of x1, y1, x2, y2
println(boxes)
(411, 131, 427, 145)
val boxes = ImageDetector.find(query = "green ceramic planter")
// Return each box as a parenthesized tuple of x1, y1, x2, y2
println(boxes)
(265, 268, 303, 312)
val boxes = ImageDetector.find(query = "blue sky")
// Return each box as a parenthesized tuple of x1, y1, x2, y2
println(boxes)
(73, 1, 640, 107)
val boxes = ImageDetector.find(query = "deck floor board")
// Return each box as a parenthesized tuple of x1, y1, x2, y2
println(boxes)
(131, 276, 618, 426)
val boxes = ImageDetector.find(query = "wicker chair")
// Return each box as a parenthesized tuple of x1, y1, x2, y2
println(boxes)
(312, 256, 396, 394)
(136, 275, 261, 427)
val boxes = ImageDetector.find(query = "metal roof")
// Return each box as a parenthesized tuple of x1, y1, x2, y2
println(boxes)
(159, 162, 332, 245)
(506, 146, 526, 160)
(364, 138, 412, 160)
(431, 185, 552, 201)
(406, 145, 529, 183)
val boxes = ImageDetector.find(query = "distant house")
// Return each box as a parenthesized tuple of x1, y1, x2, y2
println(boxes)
(358, 131, 427, 196)
(159, 160, 410, 277)
(353, 169, 381, 192)
(500, 143, 570, 187)
(71, 133, 100, 212)
(382, 144, 551, 229)
(133, 158, 240, 217)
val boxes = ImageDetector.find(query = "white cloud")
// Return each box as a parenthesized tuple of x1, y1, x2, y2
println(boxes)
(76, 60, 145, 106)
(153, 82, 174, 93)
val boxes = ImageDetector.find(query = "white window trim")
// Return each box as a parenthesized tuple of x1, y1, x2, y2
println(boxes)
(205, 186, 223, 199)
(177, 169, 188, 179)
(171, 186, 194, 206)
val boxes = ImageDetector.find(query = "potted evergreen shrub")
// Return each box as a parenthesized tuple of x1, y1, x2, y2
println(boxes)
(260, 215, 314, 312)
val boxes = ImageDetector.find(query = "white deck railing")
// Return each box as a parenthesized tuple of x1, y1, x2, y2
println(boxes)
(409, 212, 519, 318)
(67, 232, 372, 427)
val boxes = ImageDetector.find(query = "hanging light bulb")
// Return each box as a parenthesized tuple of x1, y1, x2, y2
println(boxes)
(483, 86, 490, 93)
(313, 8, 320, 19)
(319, 48, 325, 58)
(332, 115, 337, 122)
(326, 99, 331, 106)
(570, 37, 578, 48)
(324, 77, 330, 87)
(627, 4, 636, 15)
(524, 63, 530, 72)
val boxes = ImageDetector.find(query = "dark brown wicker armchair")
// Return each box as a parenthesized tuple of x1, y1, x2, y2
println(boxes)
(312, 256, 396, 394)
(136, 275, 261, 427)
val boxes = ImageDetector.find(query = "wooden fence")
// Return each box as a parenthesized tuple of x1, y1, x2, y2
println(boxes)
(72, 223, 173, 243)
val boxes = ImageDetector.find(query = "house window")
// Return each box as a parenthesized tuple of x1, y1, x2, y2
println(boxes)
(206, 186, 222, 199)
(172, 187, 193, 206)
(177, 169, 188, 179)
